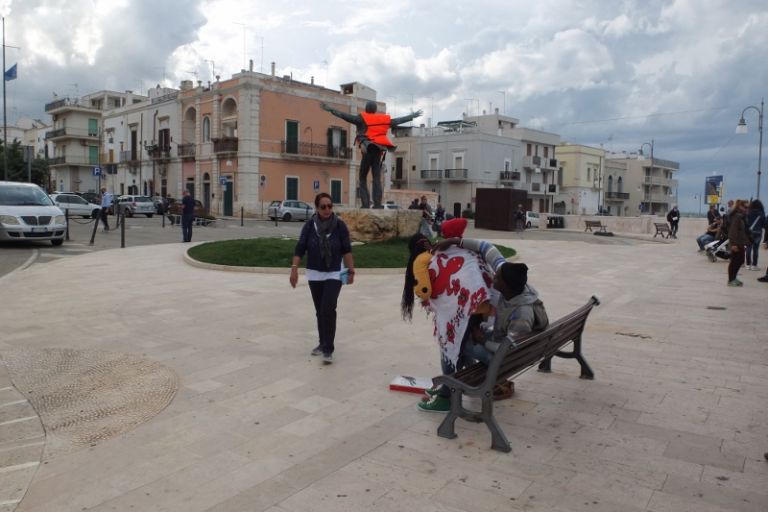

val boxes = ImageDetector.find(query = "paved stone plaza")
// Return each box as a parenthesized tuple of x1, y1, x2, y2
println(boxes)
(0, 228, 766, 511)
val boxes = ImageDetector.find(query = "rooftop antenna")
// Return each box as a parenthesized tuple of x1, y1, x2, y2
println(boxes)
(233, 22, 246, 70)
(205, 60, 216, 81)
(69, 83, 79, 98)
(185, 70, 199, 80)
(152, 66, 166, 85)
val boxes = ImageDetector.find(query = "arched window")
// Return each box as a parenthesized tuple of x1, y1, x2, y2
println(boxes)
(617, 176, 624, 193)
(607, 175, 614, 193)
(202, 117, 211, 142)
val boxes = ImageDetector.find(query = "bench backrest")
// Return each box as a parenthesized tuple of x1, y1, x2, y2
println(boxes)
(586, 220, 602, 225)
(654, 223, 669, 228)
(483, 296, 599, 386)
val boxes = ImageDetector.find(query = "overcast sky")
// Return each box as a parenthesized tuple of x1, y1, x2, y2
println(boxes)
(2, 0, 767, 212)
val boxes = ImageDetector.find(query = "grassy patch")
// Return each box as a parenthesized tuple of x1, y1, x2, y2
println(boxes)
(187, 237, 516, 268)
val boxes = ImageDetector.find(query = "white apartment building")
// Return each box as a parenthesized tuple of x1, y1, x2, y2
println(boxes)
(390, 110, 560, 216)
(45, 90, 145, 193)
(101, 85, 181, 198)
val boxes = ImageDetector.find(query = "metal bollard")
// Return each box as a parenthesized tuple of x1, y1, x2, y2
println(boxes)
(89, 208, 99, 245)
(241, 206, 244, 227)
(65, 209, 70, 240)
(120, 209, 126, 248)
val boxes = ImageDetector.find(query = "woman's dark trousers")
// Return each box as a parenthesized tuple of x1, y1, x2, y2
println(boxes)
(728, 246, 745, 281)
(308, 279, 342, 355)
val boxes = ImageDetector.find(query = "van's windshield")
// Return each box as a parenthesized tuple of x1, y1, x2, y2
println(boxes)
(0, 186, 54, 206)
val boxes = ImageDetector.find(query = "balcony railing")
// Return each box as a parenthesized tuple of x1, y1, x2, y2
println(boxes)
(120, 150, 140, 163)
(444, 168, 468, 180)
(213, 137, 238, 153)
(44, 127, 99, 140)
(420, 169, 442, 181)
(605, 191, 630, 199)
(44, 97, 100, 113)
(280, 141, 353, 159)
(177, 143, 196, 158)
(45, 128, 66, 140)
(499, 171, 521, 181)
(46, 155, 99, 166)
(147, 145, 172, 160)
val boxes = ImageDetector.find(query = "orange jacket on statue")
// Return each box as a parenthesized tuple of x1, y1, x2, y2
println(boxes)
(360, 112, 394, 148)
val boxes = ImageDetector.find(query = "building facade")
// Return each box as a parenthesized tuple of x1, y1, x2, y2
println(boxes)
(390, 111, 560, 215)
(607, 152, 679, 216)
(45, 91, 145, 193)
(44, 70, 379, 214)
(556, 144, 605, 215)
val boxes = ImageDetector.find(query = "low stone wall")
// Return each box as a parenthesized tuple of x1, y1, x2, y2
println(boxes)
(336, 208, 424, 242)
(557, 214, 707, 237)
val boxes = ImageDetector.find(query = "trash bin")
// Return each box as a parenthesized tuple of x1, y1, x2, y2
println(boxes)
(547, 216, 554, 228)
(557, 216, 564, 228)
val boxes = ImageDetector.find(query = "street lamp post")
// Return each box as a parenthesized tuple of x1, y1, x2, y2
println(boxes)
(736, 98, 763, 200)
(694, 194, 702, 216)
(639, 139, 654, 215)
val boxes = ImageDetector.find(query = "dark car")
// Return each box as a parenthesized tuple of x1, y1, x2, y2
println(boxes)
(76, 191, 102, 205)
(167, 198, 206, 218)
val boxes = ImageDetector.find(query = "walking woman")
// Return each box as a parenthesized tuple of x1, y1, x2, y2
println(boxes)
(745, 199, 765, 271)
(726, 199, 750, 287)
(290, 193, 355, 364)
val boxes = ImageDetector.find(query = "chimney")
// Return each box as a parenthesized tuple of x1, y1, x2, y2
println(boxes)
(495, 107, 499, 114)
(271, 62, 276, 76)
(311, 76, 314, 85)
(249, 59, 254, 72)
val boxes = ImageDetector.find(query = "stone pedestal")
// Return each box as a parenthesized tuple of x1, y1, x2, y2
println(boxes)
(336, 208, 423, 242)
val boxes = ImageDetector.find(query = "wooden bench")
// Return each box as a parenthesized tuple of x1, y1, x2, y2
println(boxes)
(653, 222, 671, 238)
(584, 220, 607, 233)
(432, 296, 599, 452)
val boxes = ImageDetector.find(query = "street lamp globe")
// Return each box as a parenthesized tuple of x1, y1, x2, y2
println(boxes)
(735, 117, 748, 135)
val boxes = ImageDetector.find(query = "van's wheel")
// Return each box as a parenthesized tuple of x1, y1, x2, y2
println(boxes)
(91, 210, 99, 219)
(282, 212, 292, 222)
(146, 214, 153, 218)
(51, 239, 64, 246)
(526, 222, 531, 228)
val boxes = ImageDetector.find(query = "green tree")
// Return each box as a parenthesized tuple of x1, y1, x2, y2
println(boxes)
(0, 140, 50, 189)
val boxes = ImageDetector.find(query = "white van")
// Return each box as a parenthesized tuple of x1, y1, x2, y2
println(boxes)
(0, 181, 66, 246)
(525, 211, 540, 228)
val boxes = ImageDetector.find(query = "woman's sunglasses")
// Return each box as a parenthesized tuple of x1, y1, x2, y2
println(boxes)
(318, 203, 333, 210)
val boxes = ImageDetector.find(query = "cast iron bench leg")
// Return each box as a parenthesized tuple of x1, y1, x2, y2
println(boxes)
(480, 398, 511, 453)
(437, 390, 462, 440)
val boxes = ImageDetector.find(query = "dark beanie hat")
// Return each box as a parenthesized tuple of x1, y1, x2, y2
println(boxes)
(500, 263, 528, 296)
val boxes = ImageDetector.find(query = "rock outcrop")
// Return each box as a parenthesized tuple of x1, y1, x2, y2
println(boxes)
(336, 208, 424, 242)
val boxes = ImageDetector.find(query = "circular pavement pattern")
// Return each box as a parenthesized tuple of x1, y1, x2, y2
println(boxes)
(1, 348, 178, 459)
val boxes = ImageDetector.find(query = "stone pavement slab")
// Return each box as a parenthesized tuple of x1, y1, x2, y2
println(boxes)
(0, 232, 766, 511)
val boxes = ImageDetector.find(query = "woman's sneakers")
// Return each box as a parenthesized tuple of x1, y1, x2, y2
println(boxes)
(728, 279, 744, 287)
(758, 274, 768, 283)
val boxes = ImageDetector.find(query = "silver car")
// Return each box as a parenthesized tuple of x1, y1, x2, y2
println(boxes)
(50, 193, 101, 219)
(267, 200, 314, 221)
(117, 195, 155, 217)
(0, 181, 66, 246)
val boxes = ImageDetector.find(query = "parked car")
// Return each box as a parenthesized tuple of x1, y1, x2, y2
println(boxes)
(0, 181, 66, 246)
(166, 198, 206, 218)
(116, 195, 155, 217)
(383, 202, 400, 210)
(76, 191, 102, 205)
(267, 200, 314, 221)
(50, 193, 101, 218)
(525, 211, 540, 229)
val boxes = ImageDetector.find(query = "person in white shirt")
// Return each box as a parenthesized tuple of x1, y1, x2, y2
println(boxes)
(99, 188, 113, 231)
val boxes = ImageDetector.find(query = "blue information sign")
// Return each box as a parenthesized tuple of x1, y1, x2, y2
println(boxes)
(92, 167, 101, 177)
